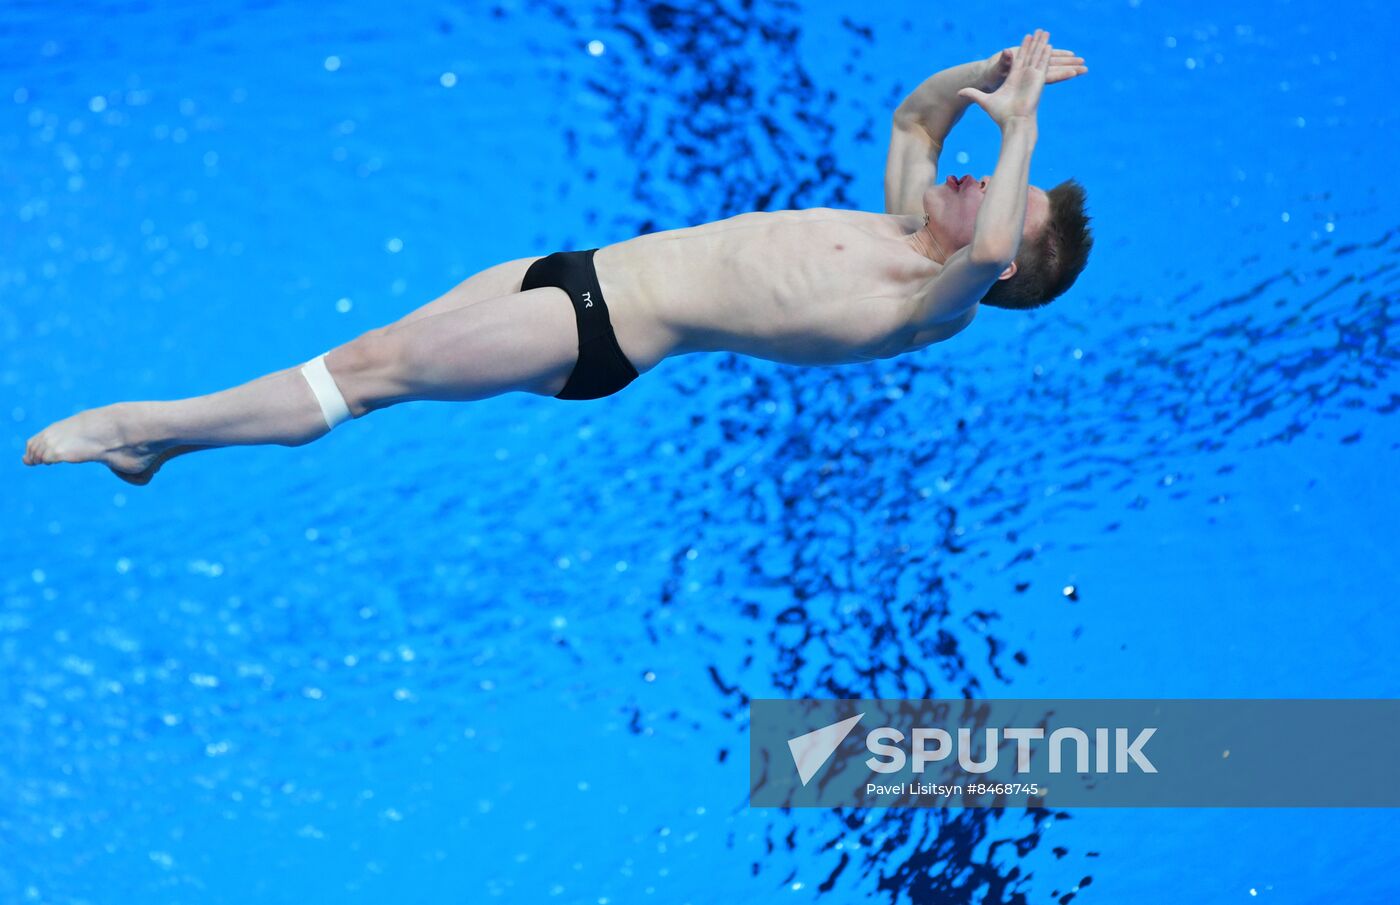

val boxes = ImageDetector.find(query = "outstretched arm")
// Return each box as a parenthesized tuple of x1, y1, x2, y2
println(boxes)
(884, 44, 1086, 216)
(956, 31, 1053, 265)
(884, 60, 989, 216)
(906, 31, 1053, 330)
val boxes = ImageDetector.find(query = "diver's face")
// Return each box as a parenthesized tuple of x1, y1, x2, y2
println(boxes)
(924, 176, 1050, 257)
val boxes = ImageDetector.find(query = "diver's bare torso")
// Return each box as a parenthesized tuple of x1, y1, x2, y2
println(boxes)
(585, 208, 973, 373)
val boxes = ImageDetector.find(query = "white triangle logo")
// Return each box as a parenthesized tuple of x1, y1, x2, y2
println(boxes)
(787, 713, 864, 786)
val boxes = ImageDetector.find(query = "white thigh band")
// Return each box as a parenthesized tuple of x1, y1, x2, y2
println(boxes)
(301, 353, 351, 430)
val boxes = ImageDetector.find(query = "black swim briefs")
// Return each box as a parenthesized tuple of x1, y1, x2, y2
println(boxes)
(521, 248, 640, 401)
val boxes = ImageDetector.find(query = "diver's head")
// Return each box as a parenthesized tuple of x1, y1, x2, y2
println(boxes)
(923, 176, 1093, 309)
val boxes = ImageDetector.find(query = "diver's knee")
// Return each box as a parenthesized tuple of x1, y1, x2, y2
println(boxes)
(325, 327, 405, 416)
(334, 327, 396, 374)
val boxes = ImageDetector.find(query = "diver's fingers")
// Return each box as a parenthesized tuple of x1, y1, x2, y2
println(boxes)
(1014, 32, 1036, 70)
(1032, 32, 1053, 70)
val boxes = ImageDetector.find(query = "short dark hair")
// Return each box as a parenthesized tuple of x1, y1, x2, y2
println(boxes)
(980, 178, 1093, 310)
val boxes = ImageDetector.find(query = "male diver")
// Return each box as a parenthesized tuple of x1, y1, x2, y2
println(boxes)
(24, 30, 1091, 484)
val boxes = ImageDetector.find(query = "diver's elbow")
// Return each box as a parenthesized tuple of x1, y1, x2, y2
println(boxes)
(968, 240, 1016, 269)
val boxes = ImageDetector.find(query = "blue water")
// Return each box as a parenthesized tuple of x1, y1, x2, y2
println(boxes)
(4, 0, 1398, 902)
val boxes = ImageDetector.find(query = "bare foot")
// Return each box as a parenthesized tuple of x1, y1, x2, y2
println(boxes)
(22, 403, 199, 485)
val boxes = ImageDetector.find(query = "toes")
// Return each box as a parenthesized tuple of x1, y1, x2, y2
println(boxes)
(29, 432, 49, 463)
(28, 435, 56, 465)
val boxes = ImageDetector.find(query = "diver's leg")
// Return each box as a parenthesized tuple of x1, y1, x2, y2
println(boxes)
(23, 286, 578, 484)
(392, 255, 539, 325)
(330, 285, 578, 412)
(23, 366, 332, 485)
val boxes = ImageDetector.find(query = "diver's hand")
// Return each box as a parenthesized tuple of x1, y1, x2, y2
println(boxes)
(959, 30, 1053, 129)
(977, 41, 1086, 92)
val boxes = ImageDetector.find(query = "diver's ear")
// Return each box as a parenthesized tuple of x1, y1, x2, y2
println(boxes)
(998, 261, 1017, 281)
